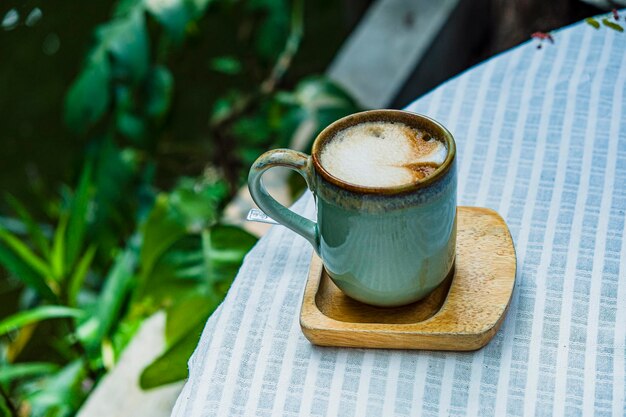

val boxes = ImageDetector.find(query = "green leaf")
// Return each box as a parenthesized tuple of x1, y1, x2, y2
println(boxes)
(68, 245, 97, 307)
(143, 236, 202, 281)
(7, 320, 37, 362)
(113, 0, 138, 17)
(138, 176, 228, 281)
(0, 306, 83, 336)
(140, 225, 254, 300)
(276, 76, 361, 149)
(0, 394, 11, 416)
(0, 228, 52, 279)
(139, 321, 204, 389)
(64, 59, 111, 133)
(165, 293, 218, 347)
(145, 0, 193, 43)
(66, 163, 93, 269)
(139, 196, 187, 281)
(50, 215, 68, 281)
(134, 237, 205, 311)
(98, 9, 150, 83)
(205, 225, 256, 287)
(75, 317, 99, 347)
(293, 77, 359, 111)
(585, 17, 600, 29)
(89, 139, 145, 252)
(109, 315, 143, 360)
(102, 337, 115, 370)
(93, 236, 140, 344)
(117, 111, 147, 143)
(210, 56, 242, 75)
(4, 194, 51, 258)
(0, 242, 57, 301)
(145, 65, 174, 120)
(0, 362, 59, 383)
(602, 18, 624, 32)
(25, 360, 86, 417)
(138, 225, 255, 389)
(169, 178, 228, 232)
(251, 0, 290, 61)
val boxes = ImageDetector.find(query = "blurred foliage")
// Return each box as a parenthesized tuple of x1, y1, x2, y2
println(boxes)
(585, 10, 625, 32)
(0, 0, 359, 415)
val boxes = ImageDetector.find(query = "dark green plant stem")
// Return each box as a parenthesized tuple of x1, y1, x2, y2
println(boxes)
(261, 0, 303, 94)
(209, 0, 304, 191)
(211, 0, 304, 130)
(0, 385, 18, 417)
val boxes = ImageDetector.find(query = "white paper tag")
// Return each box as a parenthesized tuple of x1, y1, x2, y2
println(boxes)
(246, 209, 278, 224)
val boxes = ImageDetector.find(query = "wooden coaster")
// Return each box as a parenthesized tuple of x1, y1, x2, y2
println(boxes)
(300, 206, 516, 351)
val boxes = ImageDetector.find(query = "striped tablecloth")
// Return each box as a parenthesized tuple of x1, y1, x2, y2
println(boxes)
(172, 17, 626, 416)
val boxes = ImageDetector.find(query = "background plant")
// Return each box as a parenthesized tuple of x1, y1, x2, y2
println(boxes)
(0, 0, 358, 415)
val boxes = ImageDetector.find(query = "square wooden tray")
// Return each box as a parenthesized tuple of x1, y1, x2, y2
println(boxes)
(299, 206, 516, 351)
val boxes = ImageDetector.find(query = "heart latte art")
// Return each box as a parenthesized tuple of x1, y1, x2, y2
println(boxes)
(319, 122, 447, 188)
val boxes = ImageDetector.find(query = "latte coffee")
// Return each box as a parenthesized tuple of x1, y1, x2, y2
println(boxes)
(318, 122, 447, 188)
(249, 110, 457, 306)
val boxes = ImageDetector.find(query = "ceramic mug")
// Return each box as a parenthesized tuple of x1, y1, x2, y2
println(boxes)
(248, 110, 457, 307)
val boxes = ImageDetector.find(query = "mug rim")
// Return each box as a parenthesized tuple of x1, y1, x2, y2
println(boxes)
(311, 109, 456, 195)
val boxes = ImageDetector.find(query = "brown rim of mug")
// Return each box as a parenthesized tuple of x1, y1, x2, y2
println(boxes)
(311, 109, 456, 195)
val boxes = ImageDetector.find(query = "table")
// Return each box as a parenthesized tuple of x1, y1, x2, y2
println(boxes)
(172, 17, 626, 416)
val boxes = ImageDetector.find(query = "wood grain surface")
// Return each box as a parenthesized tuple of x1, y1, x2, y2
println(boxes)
(300, 206, 516, 351)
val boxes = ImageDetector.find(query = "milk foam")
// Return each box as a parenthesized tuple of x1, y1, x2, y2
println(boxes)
(319, 122, 446, 188)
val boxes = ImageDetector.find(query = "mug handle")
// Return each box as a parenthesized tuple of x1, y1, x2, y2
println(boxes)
(248, 149, 319, 251)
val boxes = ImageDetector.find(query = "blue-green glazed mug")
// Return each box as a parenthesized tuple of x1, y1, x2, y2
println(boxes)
(248, 110, 456, 307)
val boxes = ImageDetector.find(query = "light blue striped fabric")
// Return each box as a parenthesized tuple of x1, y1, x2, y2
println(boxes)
(172, 18, 626, 416)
